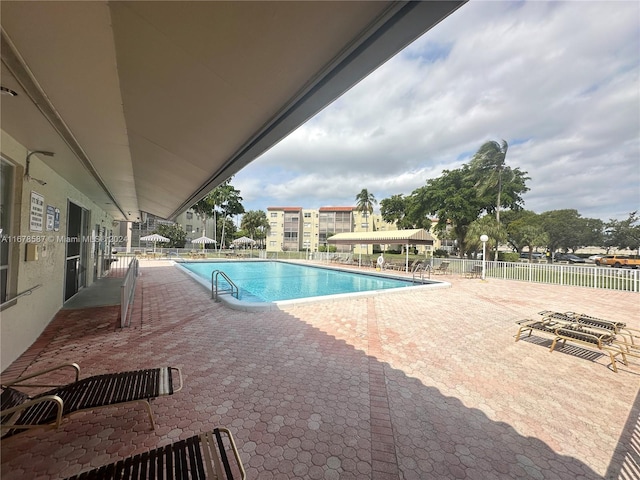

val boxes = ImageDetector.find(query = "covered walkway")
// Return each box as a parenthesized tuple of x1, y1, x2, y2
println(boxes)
(1, 260, 638, 479)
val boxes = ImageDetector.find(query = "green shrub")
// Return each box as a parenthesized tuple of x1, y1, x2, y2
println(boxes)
(501, 252, 519, 263)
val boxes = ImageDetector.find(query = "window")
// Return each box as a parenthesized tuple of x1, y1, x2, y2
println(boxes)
(270, 212, 278, 218)
(1, 159, 15, 304)
(304, 222, 311, 228)
(361, 223, 369, 229)
(269, 241, 276, 247)
(186, 212, 193, 220)
(303, 232, 310, 237)
(186, 225, 193, 233)
(303, 212, 311, 218)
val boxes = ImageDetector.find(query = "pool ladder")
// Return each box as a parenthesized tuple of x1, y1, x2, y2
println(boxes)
(211, 270, 239, 301)
(412, 264, 431, 283)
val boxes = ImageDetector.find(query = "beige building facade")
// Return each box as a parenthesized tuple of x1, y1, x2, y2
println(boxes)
(173, 209, 217, 247)
(1, 132, 115, 367)
(265, 206, 440, 255)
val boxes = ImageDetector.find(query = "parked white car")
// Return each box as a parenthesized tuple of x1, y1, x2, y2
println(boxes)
(587, 255, 603, 264)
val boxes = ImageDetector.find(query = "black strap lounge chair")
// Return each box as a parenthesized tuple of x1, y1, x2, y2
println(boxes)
(1, 363, 182, 439)
(65, 428, 245, 480)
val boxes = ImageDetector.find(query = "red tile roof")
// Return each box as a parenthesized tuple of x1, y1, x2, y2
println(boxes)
(267, 207, 303, 212)
(319, 206, 354, 212)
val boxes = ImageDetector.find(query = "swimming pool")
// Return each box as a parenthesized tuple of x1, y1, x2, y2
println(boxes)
(177, 260, 448, 310)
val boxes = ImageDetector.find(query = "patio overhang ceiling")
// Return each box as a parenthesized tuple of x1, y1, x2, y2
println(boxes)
(1, 1, 465, 222)
(328, 229, 434, 245)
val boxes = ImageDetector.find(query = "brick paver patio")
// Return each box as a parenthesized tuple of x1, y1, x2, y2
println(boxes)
(1, 260, 638, 479)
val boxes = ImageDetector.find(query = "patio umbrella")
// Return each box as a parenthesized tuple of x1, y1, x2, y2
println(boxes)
(139, 233, 170, 252)
(191, 235, 216, 251)
(232, 236, 256, 247)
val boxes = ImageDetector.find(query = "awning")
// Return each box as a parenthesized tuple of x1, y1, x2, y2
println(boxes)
(0, 1, 466, 222)
(327, 229, 434, 245)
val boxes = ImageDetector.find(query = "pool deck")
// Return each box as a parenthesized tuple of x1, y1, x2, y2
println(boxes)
(1, 259, 638, 479)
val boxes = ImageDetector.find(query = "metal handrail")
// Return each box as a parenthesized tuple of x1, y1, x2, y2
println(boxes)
(120, 258, 139, 328)
(412, 264, 431, 283)
(211, 270, 239, 301)
(1, 284, 42, 309)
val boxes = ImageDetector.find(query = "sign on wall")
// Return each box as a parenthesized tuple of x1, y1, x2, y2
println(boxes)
(29, 191, 45, 232)
(54, 207, 60, 232)
(46, 205, 55, 231)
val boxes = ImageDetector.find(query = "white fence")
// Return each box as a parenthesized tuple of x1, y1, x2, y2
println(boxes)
(435, 258, 640, 293)
(108, 250, 639, 293)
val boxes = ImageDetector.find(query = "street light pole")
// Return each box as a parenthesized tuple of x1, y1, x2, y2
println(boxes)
(480, 234, 488, 280)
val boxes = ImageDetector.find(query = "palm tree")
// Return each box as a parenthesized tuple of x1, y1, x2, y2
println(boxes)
(466, 215, 506, 261)
(469, 139, 510, 223)
(241, 210, 270, 247)
(190, 178, 244, 249)
(355, 189, 377, 232)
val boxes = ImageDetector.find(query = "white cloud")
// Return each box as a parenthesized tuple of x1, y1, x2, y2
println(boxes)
(234, 1, 640, 221)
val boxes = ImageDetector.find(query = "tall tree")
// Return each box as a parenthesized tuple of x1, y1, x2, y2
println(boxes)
(241, 210, 270, 247)
(605, 212, 639, 252)
(539, 209, 601, 253)
(190, 178, 244, 249)
(466, 215, 507, 260)
(191, 192, 217, 237)
(407, 146, 530, 258)
(501, 210, 548, 257)
(380, 194, 409, 229)
(214, 183, 244, 249)
(408, 165, 484, 257)
(355, 189, 377, 231)
(154, 223, 187, 248)
(468, 139, 529, 222)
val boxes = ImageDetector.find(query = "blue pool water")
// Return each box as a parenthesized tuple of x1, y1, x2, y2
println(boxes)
(180, 261, 422, 303)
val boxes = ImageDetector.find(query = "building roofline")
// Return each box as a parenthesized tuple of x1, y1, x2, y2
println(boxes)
(319, 206, 355, 212)
(267, 206, 303, 211)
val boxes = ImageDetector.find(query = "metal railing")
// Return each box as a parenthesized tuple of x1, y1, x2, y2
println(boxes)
(0, 284, 42, 310)
(112, 247, 263, 259)
(412, 264, 431, 282)
(120, 257, 139, 328)
(436, 258, 639, 293)
(211, 270, 239, 301)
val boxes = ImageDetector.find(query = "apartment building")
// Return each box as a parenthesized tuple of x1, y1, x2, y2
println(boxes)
(173, 209, 217, 244)
(266, 207, 305, 252)
(266, 206, 402, 254)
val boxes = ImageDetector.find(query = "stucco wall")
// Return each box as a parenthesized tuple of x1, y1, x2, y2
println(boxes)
(1, 131, 113, 371)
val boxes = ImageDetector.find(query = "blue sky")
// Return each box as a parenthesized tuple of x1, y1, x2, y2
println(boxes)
(233, 1, 640, 222)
